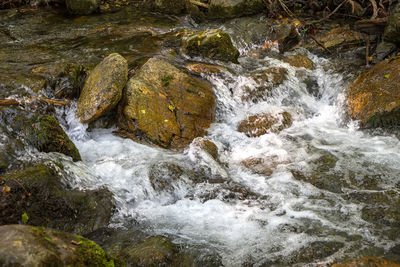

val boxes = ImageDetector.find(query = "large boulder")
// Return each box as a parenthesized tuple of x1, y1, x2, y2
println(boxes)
(0, 107, 81, 162)
(347, 57, 400, 128)
(77, 53, 128, 123)
(208, 0, 264, 19)
(118, 58, 215, 149)
(66, 0, 100, 15)
(0, 225, 117, 267)
(331, 257, 400, 267)
(0, 163, 114, 235)
(182, 29, 240, 63)
(238, 112, 293, 137)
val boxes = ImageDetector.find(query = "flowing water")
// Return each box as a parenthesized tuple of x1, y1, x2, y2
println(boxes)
(2, 7, 400, 266)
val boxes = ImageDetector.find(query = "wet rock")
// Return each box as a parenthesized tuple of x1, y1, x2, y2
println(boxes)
(148, 162, 184, 193)
(0, 107, 81, 162)
(283, 54, 315, 70)
(208, 0, 264, 19)
(241, 156, 287, 175)
(347, 57, 400, 128)
(143, 0, 187, 15)
(316, 28, 364, 51)
(238, 111, 293, 137)
(373, 41, 398, 63)
(270, 22, 300, 53)
(182, 29, 240, 63)
(185, 62, 225, 75)
(122, 235, 193, 267)
(77, 53, 128, 123)
(0, 225, 117, 267)
(66, 0, 100, 15)
(382, 3, 400, 45)
(291, 241, 344, 264)
(0, 163, 114, 235)
(119, 58, 215, 149)
(331, 257, 400, 267)
(243, 67, 287, 100)
(193, 138, 219, 160)
(51, 63, 87, 99)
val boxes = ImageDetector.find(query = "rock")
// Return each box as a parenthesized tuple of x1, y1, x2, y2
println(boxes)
(347, 57, 400, 128)
(122, 235, 192, 266)
(193, 138, 219, 160)
(373, 41, 398, 63)
(238, 111, 292, 137)
(0, 163, 114, 235)
(243, 67, 287, 100)
(119, 58, 215, 149)
(241, 156, 286, 175)
(182, 29, 240, 63)
(316, 28, 364, 51)
(332, 257, 400, 267)
(185, 62, 225, 75)
(0, 225, 117, 267)
(66, 0, 100, 15)
(0, 107, 81, 162)
(52, 63, 87, 99)
(283, 54, 315, 70)
(148, 162, 184, 193)
(270, 22, 300, 53)
(382, 3, 400, 45)
(77, 53, 128, 123)
(143, 0, 187, 15)
(208, 0, 264, 19)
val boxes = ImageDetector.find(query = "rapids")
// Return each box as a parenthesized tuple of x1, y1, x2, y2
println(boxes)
(2, 7, 400, 266)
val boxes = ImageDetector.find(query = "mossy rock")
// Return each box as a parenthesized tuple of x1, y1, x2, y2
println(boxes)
(118, 58, 215, 149)
(347, 57, 400, 128)
(0, 163, 115, 235)
(0, 106, 81, 161)
(77, 53, 128, 123)
(332, 257, 400, 267)
(283, 54, 315, 70)
(208, 0, 264, 19)
(0, 225, 118, 266)
(122, 235, 193, 267)
(182, 29, 240, 63)
(238, 111, 292, 137)
(66, 0, 100, 15)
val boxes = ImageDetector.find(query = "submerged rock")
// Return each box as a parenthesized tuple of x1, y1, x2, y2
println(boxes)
(347, 57, 400, 128)
(66, 0, 100, 15)
(0, 225, 117, 267)
(208, 0, 264, 19)
(0, 107, 81, 162)
(243, 67, 287, 100)
(182, 29, 240, 63)
(331, 257, 400, 267)
(119, 58, 215, 149)
(51, 63, 88, 100)
(77, 53, 128, 124)
(193, 138, 219, 160)
(0, 163, 114, 235)
(238, 111, 293, 137)
(149, 162, 184, 193)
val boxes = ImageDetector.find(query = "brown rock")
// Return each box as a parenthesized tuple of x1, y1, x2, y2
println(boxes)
(317, 28, 364, 50)
(238, 111, 292, 137)
(194, 138, 219, 160)
(331, 257, 400, 267)
(347, 58, 400, 127)
(119, 58, 215, 149)
(283, 54, 315, 70)
(77, 53, 128, 123)
(243, 67, 287, 100)
(185, 62, 225, 75)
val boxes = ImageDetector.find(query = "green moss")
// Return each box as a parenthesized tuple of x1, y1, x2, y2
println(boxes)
(161, 74, 174, 87)
(77, 236, 118, 267)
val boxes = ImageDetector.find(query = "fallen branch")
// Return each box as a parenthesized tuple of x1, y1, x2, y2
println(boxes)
(190, 0, 209, 9)
(0, 97, 71, 107)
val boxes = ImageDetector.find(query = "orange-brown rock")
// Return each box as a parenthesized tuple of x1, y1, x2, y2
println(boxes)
(331, 257, 400, 267)
(347, 57, 400, 127)
(316, 28, 364, 50)
(283, 54, 315, 70)
(185, 62, 225, 75)
(238, 111, 292, 137)
(118, 58, 215, 149)
(77, 53, 128, 123)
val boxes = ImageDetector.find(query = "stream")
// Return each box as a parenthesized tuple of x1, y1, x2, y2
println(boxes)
(1, 6, 400, 267)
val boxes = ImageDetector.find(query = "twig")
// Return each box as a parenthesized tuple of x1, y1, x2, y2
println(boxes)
(0, 97, 71, 107)
(189, 0, 209, 9)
